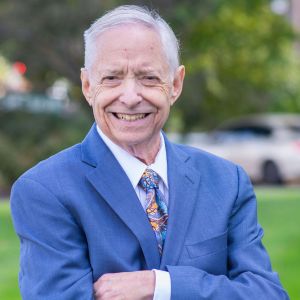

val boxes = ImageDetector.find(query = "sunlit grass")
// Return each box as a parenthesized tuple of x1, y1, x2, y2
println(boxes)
(0, 200, 20, 300)
(0, 186, 299, 299)
(255, 187, 300, 299)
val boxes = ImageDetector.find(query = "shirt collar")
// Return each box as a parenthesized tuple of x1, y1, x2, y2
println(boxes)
(96, 126, 168, 189)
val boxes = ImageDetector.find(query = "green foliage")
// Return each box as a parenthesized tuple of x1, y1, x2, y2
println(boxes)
(1, 0, 300, 131)
(1, 187, 300, 299)
(0, 0, 104, 89)
(0, 0, 174, 91)
(169, 0, 300, 131)
(0, 110, 92, 193)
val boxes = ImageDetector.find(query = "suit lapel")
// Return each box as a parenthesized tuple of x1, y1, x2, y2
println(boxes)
(81, 126, 201, 270)
(160, 138, 202, 268)
(82, 125, 160, 270)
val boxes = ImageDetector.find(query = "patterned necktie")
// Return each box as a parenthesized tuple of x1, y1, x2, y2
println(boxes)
(139, 168, 168, 255)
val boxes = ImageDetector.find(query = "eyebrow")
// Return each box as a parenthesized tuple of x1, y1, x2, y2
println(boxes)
(99, 69, 124, 76)
(97, 66, 163, 77)
(135, 67, 162, 76)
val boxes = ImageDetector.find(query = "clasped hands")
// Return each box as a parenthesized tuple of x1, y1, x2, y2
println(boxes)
(93, 270, 155, 300)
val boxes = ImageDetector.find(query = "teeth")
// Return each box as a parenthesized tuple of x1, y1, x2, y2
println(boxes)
(116, 113, 146, 121)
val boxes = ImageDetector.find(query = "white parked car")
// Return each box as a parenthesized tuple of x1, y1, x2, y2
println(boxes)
(183, 114, 300, 184)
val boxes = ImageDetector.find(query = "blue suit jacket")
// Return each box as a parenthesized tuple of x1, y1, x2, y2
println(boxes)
(11, 124, 288, 299)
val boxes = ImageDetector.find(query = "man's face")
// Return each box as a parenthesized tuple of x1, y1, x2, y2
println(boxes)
(81, 24, 184, 152)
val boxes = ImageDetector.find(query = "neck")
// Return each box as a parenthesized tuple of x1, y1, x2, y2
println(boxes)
(123, 137, 161, 165)
(97, 126, 162, 165)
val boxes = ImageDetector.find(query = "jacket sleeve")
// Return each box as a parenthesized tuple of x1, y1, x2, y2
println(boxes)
(10, 177, 94, 300)
(166, 166, 289, 300)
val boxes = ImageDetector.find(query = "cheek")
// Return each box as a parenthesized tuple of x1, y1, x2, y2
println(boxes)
(143, 85, 172, 106)
(149, 94, 171, 125)
(158, 82, 171, 95)
(157, 84, 173, 106)
(92, 85, 105, 104)
(91, 86, 116, 111)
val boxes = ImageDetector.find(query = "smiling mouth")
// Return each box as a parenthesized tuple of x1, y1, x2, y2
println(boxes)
(113, 113, 150, 121)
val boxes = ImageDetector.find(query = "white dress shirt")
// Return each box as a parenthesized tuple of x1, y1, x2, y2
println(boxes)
(97, 126, 171, 300)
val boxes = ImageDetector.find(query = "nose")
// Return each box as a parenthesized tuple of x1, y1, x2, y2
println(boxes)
(119, 78, 142, 107)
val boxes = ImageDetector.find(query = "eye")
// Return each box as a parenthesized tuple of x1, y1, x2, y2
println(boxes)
(141, 75, 160, 85)
(104, 76, 117, 81)
(101, 76, 121, 85)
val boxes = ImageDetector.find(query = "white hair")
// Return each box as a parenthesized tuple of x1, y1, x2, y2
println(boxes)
(83, 5, 180, 75)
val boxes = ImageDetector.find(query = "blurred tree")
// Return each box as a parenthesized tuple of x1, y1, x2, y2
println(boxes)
(1, 0, 104, 91)
(0, 0, 299, 130)
(1, 0, 300, 191)
(0, 0, 174, 92)
(0, 109, 92, 194)
(0, 0, 178, 192)
(169, 0, 300, 131)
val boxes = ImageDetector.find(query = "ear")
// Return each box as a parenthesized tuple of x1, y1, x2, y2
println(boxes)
(81, 68, 93, 106)
(170, 65, 185, 106)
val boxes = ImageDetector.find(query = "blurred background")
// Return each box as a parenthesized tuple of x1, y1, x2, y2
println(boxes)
(0, 0, 299, 299)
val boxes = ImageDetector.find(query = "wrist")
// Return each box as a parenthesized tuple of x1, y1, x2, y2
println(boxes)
(142, 270, 156, 300)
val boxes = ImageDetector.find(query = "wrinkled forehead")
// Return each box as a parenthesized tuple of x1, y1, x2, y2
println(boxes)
(89, 24, 170, 73)
(96, 23, 163, 51)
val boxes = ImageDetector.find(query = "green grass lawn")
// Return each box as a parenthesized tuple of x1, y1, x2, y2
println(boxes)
(0, 186, 299, 299)
(0, 200, 21, 300)
(255, 187, 300, 299)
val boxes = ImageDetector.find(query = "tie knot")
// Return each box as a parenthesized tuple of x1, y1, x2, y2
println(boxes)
(139, 168, 159, 192)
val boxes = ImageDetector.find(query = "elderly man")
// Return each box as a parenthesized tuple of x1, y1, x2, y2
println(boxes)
(11, 5, 288, 300)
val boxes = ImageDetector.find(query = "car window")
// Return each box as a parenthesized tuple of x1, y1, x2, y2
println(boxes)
(289, 125, 300, 136)
(215, 125, 272, 142)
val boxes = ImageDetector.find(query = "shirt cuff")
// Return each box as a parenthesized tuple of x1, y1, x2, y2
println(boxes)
(153, 269, 171, 300)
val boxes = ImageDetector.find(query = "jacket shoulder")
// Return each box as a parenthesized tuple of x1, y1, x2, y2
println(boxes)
(15, 143, 82, 185)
